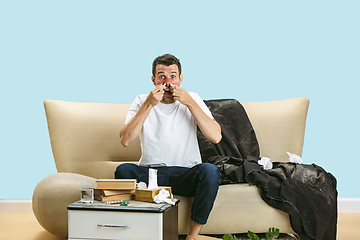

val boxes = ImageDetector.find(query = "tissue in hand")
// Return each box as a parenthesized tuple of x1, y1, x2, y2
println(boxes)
(286, 152, 302, 164)
(258, 157, 273, 170)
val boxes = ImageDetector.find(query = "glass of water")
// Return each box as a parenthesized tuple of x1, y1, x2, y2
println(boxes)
(81, 182, 94, 203)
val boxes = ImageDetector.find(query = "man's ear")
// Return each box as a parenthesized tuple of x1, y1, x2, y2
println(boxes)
(179, 74, 183, 85)
(151, 75, 156, 85)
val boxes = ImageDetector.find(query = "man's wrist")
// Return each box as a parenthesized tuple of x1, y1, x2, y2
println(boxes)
(143, 96, 158, 108)
(143, 100, 156, 109)
(184, 97, 197, 109)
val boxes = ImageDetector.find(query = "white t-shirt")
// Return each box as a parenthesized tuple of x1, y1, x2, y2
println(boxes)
(125, 92, 214, 168)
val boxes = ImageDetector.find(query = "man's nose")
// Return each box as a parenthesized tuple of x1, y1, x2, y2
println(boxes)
(164, 78, 172, 85)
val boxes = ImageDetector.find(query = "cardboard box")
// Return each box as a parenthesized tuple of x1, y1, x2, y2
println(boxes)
(135, 187, 172, 202)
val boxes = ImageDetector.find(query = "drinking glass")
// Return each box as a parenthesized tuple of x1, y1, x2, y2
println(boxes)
(80, 182, 94, 203)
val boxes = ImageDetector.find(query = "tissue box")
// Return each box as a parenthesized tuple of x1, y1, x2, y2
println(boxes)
(135, 187, 171, 203)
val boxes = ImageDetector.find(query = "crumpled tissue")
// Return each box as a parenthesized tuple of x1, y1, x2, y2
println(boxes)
(153, 188, 177, 205)
(286, 152, 302, 164)
(137, 182, 147, 189)
(148, 168, 158, 189)
(258, 157, 273, 170)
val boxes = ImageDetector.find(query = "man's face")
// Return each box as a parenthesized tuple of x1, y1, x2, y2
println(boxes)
(151, 64, 183, 104)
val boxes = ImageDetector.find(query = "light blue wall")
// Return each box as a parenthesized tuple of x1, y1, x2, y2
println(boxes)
(1, 1, 359, 199)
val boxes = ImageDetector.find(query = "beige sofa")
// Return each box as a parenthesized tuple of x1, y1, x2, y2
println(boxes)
(32, 97, 309, 237)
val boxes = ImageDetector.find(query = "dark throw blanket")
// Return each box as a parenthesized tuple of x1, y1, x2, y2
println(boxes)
(197, 99, 337, 240)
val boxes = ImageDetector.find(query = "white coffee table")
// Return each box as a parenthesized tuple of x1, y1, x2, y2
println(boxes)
(68, 199, 179, 240)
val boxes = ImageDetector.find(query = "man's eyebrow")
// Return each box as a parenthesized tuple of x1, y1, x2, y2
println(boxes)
(157, 71, 178, 75)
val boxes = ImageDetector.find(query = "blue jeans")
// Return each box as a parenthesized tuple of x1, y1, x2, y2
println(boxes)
(114, 163, 220, 225)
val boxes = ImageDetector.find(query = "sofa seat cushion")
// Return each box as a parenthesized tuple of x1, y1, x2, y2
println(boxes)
(175, 183, 295, 235)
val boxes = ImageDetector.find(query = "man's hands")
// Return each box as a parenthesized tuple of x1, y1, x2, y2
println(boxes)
(171, 85, 193, 106)
(145, 84, 193, 106)
(146, 84, 166, 106)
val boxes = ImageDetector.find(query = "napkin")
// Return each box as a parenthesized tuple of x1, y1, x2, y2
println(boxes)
(286, 152, 303, 164)
(153, 188, 176, 205)
(258, 157, 273, 170)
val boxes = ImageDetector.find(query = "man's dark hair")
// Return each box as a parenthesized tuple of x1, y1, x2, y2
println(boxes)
(152, 54, 182, 76)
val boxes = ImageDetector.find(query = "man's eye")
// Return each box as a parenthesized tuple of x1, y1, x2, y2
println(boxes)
(171, 75, 176, 78)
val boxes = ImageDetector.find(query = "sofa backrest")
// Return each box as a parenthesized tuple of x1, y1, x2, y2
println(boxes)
(44, 100, 140, 179)
(44, 97, 309, 179)
(242, 97, 309, 162)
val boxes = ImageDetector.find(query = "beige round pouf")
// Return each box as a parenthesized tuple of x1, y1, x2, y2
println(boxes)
(32, 173, 96, 237)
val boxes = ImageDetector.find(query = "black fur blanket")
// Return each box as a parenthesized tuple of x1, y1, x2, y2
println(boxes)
(197, 99, 337, 240)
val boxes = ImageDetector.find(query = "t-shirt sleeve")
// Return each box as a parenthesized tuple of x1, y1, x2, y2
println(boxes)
(190, 92, 214, 120)
(124, 95, 143, 124)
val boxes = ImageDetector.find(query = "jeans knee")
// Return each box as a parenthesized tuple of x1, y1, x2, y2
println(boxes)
(198, 163, 220, 182)
(201, 163, 220, 174)
(114, 163, 136, 179)
(115, 163, 132, 172)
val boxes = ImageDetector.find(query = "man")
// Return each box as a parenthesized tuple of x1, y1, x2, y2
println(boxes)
(115, 54, 222, 240)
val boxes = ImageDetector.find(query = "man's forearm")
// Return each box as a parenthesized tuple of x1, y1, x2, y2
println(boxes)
(186, 99, 222, 144)
(120, 102, 153, 147)
(171, 86, 222, 143)
(120, 85, 165, 147)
